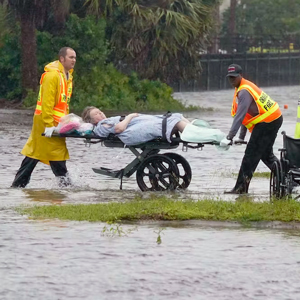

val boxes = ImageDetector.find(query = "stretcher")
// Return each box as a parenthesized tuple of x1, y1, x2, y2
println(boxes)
(51, 131, 226, 191)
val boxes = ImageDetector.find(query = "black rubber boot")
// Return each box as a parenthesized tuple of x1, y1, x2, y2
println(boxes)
(11, 157, 39, 188)
(50, 161, 72, 187)
(57, 175, 72, 187)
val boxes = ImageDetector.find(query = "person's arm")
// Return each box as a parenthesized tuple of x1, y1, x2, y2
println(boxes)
(41, 72, 60, 127)
(93, 117, 116, 137)
(181, 116, 190, 123)
(238, 125, 247, 140)
(227, 90, 253, 140)
(114, 113, 139, 133)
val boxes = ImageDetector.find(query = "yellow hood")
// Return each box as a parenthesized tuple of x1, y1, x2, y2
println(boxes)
(44, 60, 73, 76)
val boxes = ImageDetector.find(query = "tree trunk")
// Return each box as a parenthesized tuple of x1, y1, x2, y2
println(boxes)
(208, 4, 220, 54)
(20, 12, 38, 98)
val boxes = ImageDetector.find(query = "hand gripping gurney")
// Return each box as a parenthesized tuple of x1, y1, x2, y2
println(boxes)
(49, 122, 245, 191)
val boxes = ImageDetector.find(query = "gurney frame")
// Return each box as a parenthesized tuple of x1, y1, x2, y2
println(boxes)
(54, 132, 218, 191)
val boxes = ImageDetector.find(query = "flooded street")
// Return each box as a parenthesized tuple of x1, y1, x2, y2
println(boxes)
(1, 86, 300, 299)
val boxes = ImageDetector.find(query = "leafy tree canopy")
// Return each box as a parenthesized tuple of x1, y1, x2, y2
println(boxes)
(221, 0, 300, 38)
(0, 13, 189, 112)
(86, 0, 220, 83)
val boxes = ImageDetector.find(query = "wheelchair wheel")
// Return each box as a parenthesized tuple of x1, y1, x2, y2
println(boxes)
(270, 161, 282, 199)
(164, 153, 192, 189)
(136, 154, 179, 191)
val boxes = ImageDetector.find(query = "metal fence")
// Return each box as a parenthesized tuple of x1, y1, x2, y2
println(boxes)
(216, 35, 300, 55)
(172, 52, 300, 92)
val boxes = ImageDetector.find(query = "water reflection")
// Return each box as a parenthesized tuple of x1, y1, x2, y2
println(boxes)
(23, 189, 66, 204)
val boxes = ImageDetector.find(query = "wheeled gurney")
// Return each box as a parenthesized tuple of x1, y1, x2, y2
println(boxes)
(53, 132, 222, 191)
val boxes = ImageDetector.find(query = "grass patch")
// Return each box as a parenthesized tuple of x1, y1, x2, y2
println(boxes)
(253, 172, 270, 178)
(230, 172, 270, 179)
(17, 196, 300, 224)
(191, 106, 214, 112)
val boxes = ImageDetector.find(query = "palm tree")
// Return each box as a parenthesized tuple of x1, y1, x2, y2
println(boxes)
(86, 0, 219, 83)
(0, 0, 70, 97)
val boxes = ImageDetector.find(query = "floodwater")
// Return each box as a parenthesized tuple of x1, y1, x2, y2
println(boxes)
(1, 86, 300, 299)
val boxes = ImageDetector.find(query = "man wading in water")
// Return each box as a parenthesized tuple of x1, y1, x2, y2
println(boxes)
(11, 47, 76, 188)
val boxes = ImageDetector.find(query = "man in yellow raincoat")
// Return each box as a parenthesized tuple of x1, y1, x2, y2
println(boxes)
(11, 47, 76, 188)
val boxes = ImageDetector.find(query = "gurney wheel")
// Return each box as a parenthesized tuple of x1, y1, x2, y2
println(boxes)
(164, 153, 192, 189)
(136, 154, 179, 191)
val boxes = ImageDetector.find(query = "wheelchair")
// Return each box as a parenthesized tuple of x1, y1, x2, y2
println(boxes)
(270, 131, 300, 199)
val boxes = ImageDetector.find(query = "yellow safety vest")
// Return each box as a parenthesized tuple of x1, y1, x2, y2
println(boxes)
(35, 71, 72, 122)
(231, 78, 281, 132)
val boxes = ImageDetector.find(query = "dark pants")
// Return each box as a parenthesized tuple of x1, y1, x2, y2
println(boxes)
(234, 115, 283, 193)
(11, 156, 71, 188)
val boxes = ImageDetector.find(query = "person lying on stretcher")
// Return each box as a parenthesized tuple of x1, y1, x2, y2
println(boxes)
(81, 106, 226, 146)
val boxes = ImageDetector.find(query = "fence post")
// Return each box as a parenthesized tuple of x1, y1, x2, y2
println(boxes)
(244, 52, 247, 76)
(219, 56, 223, 89)
(278, 50, 280, 86)
(288, 52, 292, 86)
(206, 56, 210, 91)
(255, 54, 259, 85)
(267, 52, 270, 87)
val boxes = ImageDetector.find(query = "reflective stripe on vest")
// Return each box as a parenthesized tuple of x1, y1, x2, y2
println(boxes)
(231, 78, 281, 132)
(34, 71, 72, 122)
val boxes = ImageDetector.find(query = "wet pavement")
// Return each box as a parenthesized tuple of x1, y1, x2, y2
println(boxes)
(1, 86, 300, 299)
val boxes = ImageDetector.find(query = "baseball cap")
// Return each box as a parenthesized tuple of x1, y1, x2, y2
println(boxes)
(226, 64, 242, 77)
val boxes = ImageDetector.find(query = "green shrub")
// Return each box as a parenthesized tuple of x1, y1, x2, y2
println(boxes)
(0, 29, 21, 99)
(23, 89, 39, 107)
(49, 14, 186, 112)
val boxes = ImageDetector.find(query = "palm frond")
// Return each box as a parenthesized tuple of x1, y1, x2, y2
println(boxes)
(86, 0, 218, 82)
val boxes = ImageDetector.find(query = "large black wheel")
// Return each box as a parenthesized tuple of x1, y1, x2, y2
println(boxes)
(164, 153, 192, 189)
(136, 154, 179, 191)
(270, 161, 282, 199)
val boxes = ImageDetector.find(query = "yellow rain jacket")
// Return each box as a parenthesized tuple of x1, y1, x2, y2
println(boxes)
(21, 61, 73, 164)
